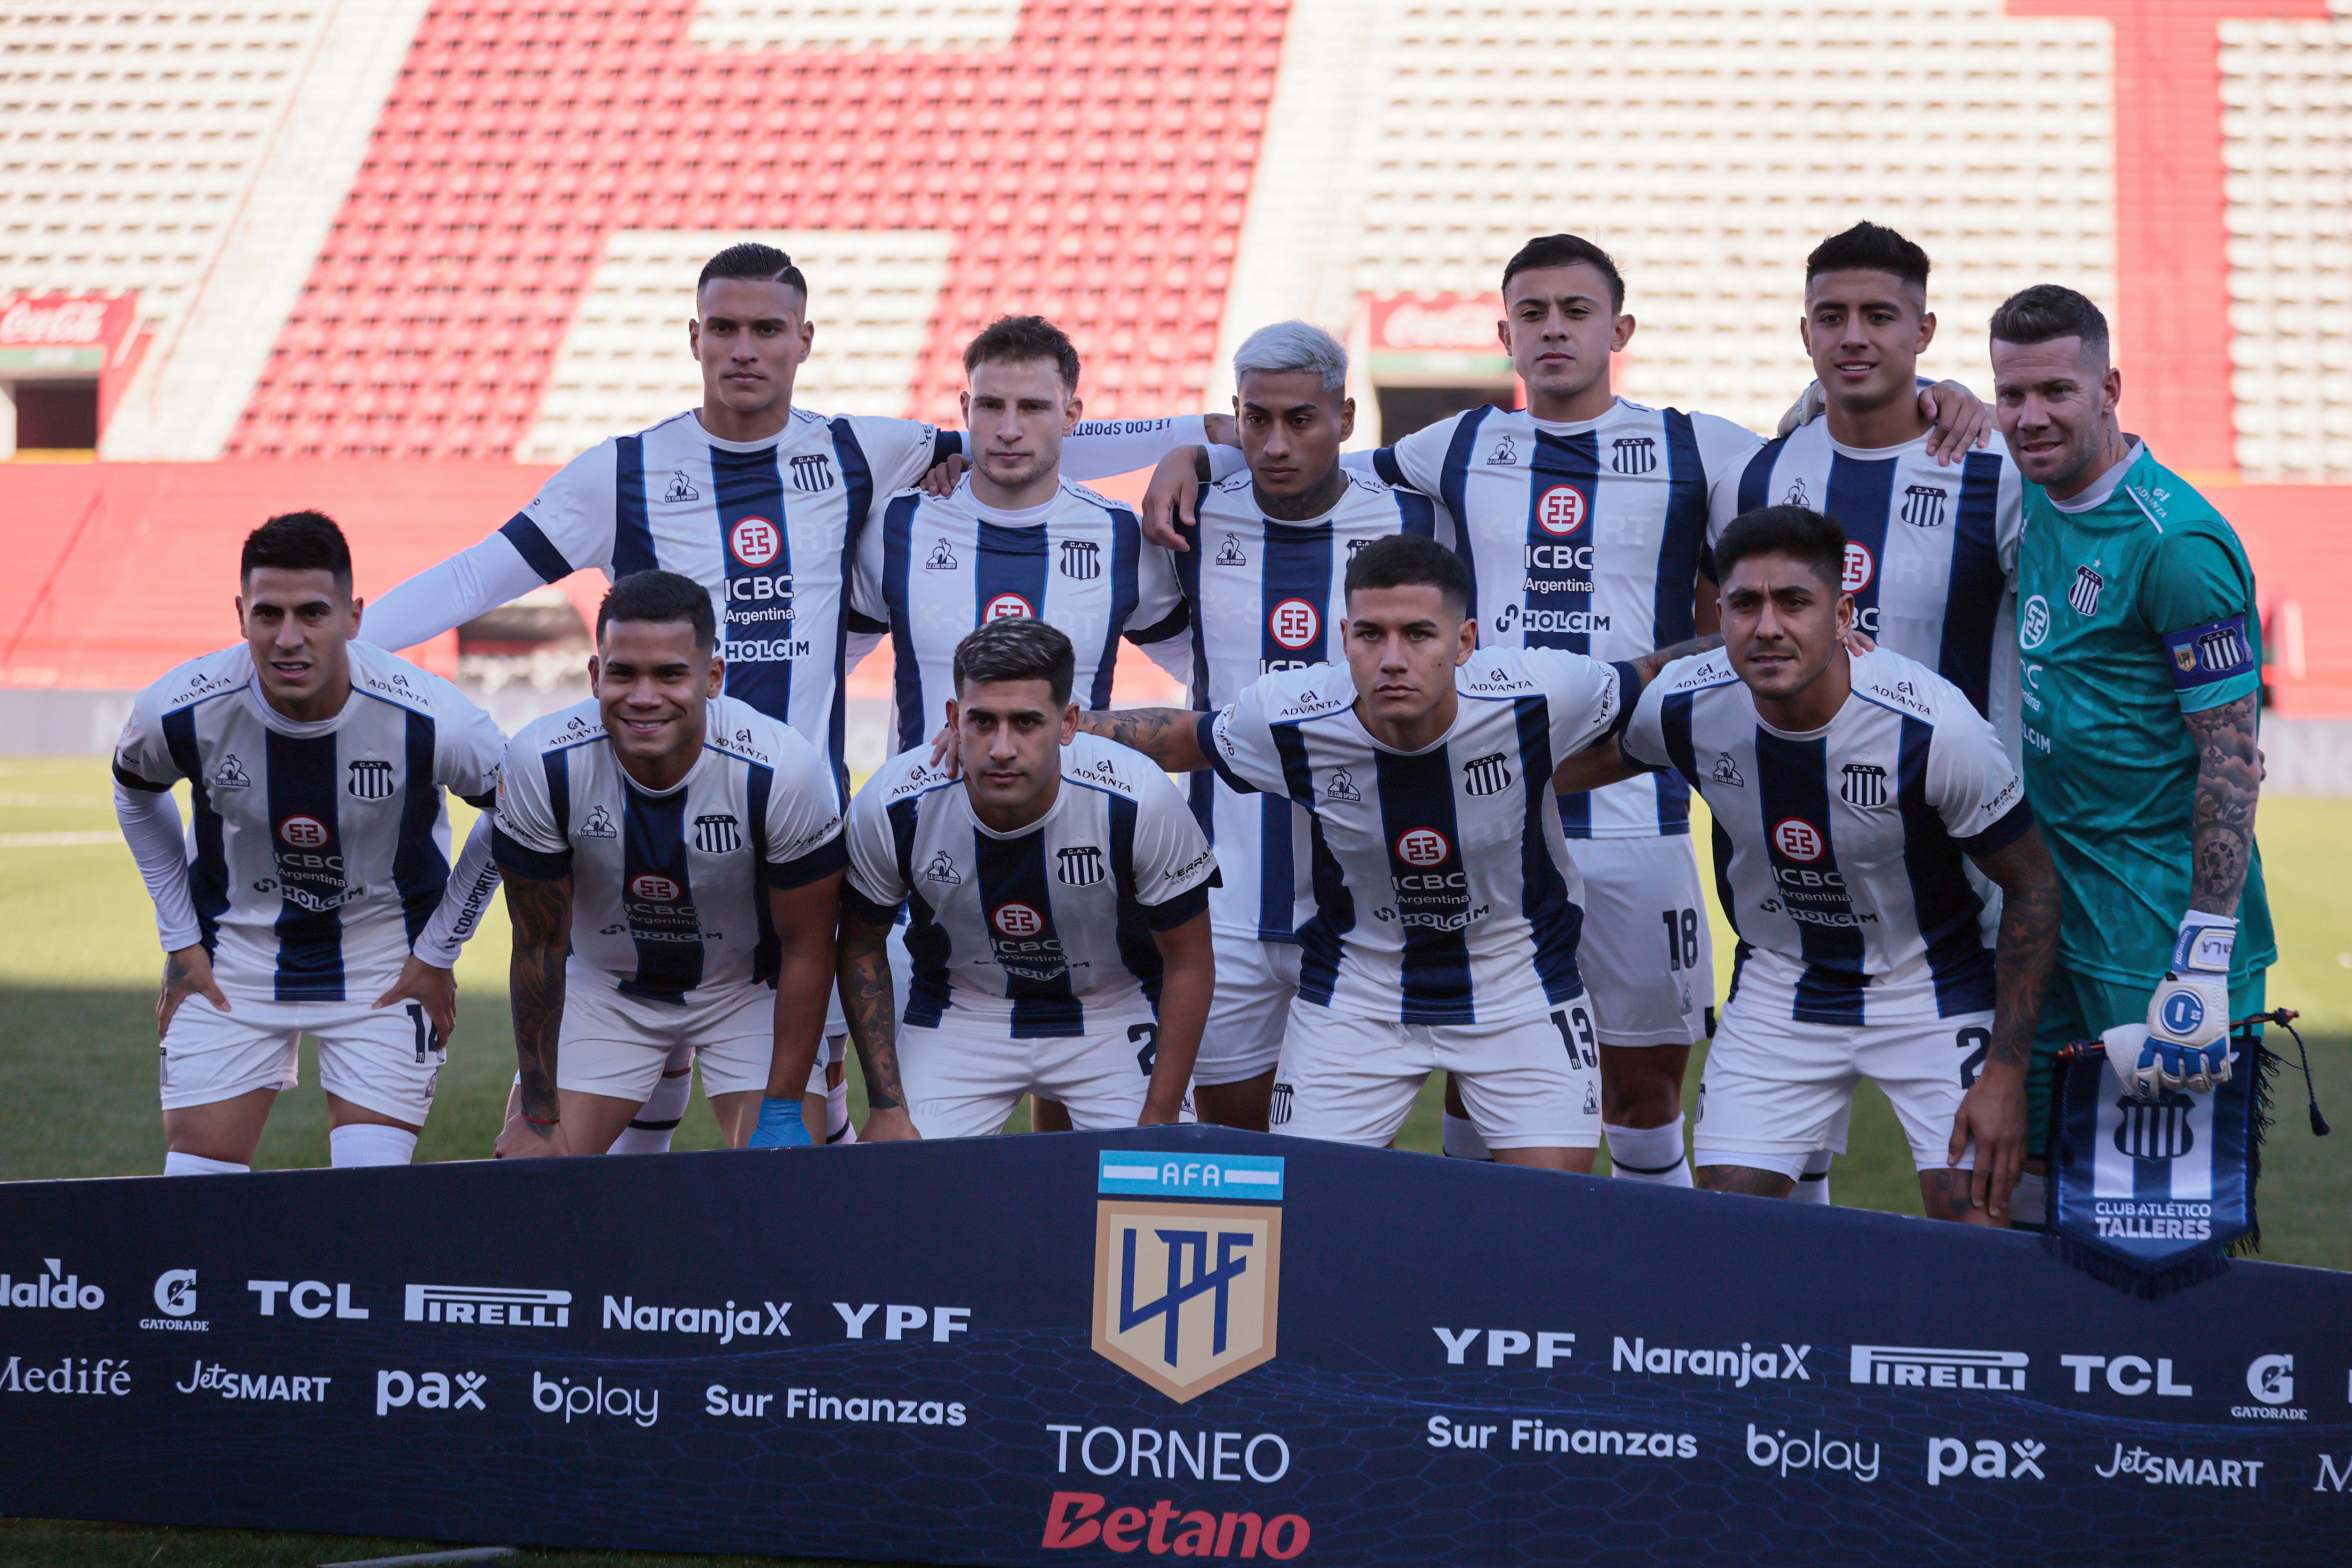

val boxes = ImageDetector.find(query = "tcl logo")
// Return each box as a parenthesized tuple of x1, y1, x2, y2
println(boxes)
(1843, 541, 1874, 594)
(1269, 599, 1320, 650)
(629, 874, 681, 902)
(985, 593, 1034, 621)
(278, 816, 329, 849)
(1773, 819, 1825, 862)
(730, 516, 781, 568)
(1395, 828, 1450, 867)
(992, 902, 1043, 938)
(1536, 485, 1587, 536)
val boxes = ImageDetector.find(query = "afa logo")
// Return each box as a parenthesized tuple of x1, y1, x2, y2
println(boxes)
(1092, 1153, 1282, 1403)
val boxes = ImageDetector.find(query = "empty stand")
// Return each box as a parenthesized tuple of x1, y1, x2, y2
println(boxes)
(690, 0, 1022, 52)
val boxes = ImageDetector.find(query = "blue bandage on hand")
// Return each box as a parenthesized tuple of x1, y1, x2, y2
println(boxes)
(748, 1095, 814, 1148)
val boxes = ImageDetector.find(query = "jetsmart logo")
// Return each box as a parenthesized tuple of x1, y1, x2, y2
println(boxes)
(404, 1284, 571, 1328)
(1849, 1345, 2028, 1393)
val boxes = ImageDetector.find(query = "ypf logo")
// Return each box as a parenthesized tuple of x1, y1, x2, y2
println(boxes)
(278, 815, 329, 849)
(1536, 485, 1587, 536)
(729, 516, 781, 568)
(1395, 827, 1450, 868)
(1092, 1154, 1282, 1402)
(992, 902, 1043, 938)
(1773, 819, 1825, 862)
(628, 873, 681, 903)
(1842, 541, 1875, 594)
(985, 593, 1034, 621)
(1268, 598, 1320, 650)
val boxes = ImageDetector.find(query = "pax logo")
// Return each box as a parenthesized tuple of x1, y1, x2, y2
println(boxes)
(1843, 541, 1875, 594)
(1268, 599, 1319, 650)
(1926, 1437, 2045, 1485)
(993, 902, 1044, 938)
(1773, 819, 1824, 862)
(376, 1368, 486, 1416)
(1536, 485, 1587, 536)
(278, 815, 329, 849)
(985, 593, 1035, 621)
(1395, 828, 1450, 868)
(730, 516, 781, 568)
(629, 874, 681, 903)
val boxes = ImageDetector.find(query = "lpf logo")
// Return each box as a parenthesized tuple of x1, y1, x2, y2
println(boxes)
(1395, 827, 1450, 867)
(1842, 541, 1875, 594)
(992, 902, 1043, 938)
(1268, 598, 1319, 650)
(278, 815, 329, 849)
(1773, 818, 1824, 862)
(1092, 1155, 1282, 1403)
(629, 873, 681, 903)
(730, 516, 781, 568)
(1535, 485, 1587, 537)
(985, 593, 1034, 621)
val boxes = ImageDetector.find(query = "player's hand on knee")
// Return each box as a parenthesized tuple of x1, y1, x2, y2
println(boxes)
(158, 943, 229, 1039)
(373, 954, 457, 1048)
(1919, 380, 1994, 464)
(918, 453, 969, 497)
(861, 1106, 921, 1142)
(1951, 1064, 2026, 1219)
(1139, 447, 1207, 552)
(748, 1094, 814, 1149)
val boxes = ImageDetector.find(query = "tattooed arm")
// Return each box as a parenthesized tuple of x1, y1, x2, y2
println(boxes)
(1950, 821, 2062, 1219)
(2184, 692, 2260, 917)
(1071, 708, 1214, 774)
(498, 872, 572, 1158)
(838, 909, 918, 1141)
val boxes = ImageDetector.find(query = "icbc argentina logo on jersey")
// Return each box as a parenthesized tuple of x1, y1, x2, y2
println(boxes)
(985, 593, 1034, 621)
(1395, 827, 1450, 867)
(1268, 599, 1319, 650)
(629, 874, 681, 903)
(1843, 541, 1875, 594)
(1536, 485, 1587, 536)
(1773, 819, 1825, 862)
(278, 815, 329, 848)
(992, 902, 1043, 938)
(729, 516, 781, 568)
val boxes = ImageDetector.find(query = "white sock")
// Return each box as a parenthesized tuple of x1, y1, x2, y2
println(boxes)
(163, 1151, 248, 1176)
(1603, 1120, 1693, 1187)
(2010, 1170, 2048, 1228)
(611, 1066, 694, 1154)
(826, 1081, 856, 1145)
(1441, 1112, 1492, 1161)
(329, 1124, 418, 1168)
(1792, 1148, 1834, 1205)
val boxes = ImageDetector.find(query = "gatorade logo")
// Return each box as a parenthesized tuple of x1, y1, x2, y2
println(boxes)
(730, 516, 781, 568)
(985, 593, 1035, 621)
(1395, 827, 1450, 867)
(1773, 819, 1825, 862)
(1536, 486, 1587, 537)
(1269, 599, 1320, 650)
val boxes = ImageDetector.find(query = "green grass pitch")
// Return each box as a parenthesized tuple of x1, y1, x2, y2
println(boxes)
(2, 756, 2346, 1565)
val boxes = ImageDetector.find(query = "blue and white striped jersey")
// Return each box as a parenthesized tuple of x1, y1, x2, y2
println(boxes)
(112, 644, 507, 1003)
(1621, 647, 2030, 1027)
(848, 476, 1190, 755)
(1204, 647, 1630, 1026)
(490, 696, 844, 1004)
(1174, 470, 1438, 943)
(1713, 424, 2024, 757)
(1355, 398, 1759, 839)
(842, 733, 1217, 1037)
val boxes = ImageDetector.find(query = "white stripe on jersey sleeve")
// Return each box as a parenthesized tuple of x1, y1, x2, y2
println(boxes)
(1089, 740, 1215, 909)
(510, 436, 623, 577)
(1385, 408, 1468, 496)
(1859, 659, 2029, 841)
(1507, 646, 1630, 758)
(1688, 410, 1766, 526)
(1207, 666, 1351, 798)
(730, 700, 845, 864)
(116, 647, 252, 788)
(350, 645, 509, 801)
(494, 711, 580, 858)
(842, 754, 939, 909)
(839, 414, 946, 495)
(1621, 649, 1737, 771)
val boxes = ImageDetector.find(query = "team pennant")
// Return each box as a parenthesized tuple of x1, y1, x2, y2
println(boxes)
(2045, 1024, 2270, 1299)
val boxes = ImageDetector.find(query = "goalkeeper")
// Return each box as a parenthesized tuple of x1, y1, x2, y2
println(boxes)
(1986, 286, 2273, 1211)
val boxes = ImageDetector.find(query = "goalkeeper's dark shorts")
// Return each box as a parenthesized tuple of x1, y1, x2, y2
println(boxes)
(2026, 965, 2267, 1160)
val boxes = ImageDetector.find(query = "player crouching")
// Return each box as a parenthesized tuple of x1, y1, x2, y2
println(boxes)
(1568, 505, 2060, 1222)
(491, 571, 845, 1156)
(838, 618, 1216, 1140)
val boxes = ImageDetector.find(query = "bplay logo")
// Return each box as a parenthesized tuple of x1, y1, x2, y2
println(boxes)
(248, 1279, 368, 1320)
(2235, 1354, 2306, 1420)
(532, 1370, 658, 1427)
(376, 1369, 486, 1416)
(1927, 1437, 2045, 1485)
(1746, 1425, 1879, 1483)
(143, 1268, 207, 1331)
(1849, 1345, 2028, 1393)
(1, 1259, 103, 1312)
(405, 1284, 571, 1328)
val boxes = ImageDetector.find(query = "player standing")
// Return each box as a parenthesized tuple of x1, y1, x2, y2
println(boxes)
(1566, 505, 2059, 1222)
(491, 571, 844, 1155)
(1165, 320, 1438, 1130)
(112, 513, 507, 1173)
(1987, 286, 2273, 1210)
(359, 243, 1224, 1150)
(836, 619, 1216, 1140)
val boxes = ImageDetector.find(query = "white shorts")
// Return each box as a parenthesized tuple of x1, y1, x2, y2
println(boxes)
(158, 994, 444, 1124)
(1193, 933, 1300, 1086)
(558, 978, 776, 1104)
(1693, 1000, 1993, 1178)
(1269, 996, 1602, 1151)
(898, 1012, 1186, 1139)
(1565, 835, 1714, 1048)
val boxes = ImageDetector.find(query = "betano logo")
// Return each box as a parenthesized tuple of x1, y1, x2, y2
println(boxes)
(1092, 1154, 1282, 1403)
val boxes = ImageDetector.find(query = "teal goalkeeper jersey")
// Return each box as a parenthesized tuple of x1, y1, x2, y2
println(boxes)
(2016, 443, 2274, 989)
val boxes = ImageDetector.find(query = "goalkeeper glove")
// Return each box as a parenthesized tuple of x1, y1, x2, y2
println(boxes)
(747, 1095, 814, 1149)
(2134, 912, 2236, 1096)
